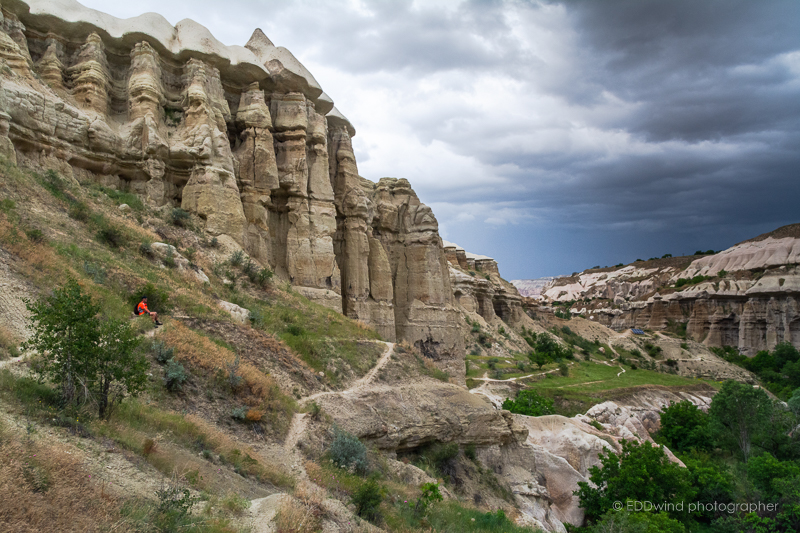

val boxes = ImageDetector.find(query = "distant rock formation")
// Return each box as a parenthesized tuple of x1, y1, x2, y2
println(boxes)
(537, 225, 800, 355)
(511, 277, 558, 299)
(0, 0, 461, 362)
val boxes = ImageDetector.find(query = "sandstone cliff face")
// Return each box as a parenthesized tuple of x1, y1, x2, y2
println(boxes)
(0, 0, 462, 361)
(537, 229, 800, 356)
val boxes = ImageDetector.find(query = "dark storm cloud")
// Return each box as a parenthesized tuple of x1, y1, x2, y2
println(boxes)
(77, 0, 800, 276)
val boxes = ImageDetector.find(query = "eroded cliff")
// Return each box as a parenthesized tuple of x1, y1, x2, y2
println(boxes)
(0, 0, 462, 362)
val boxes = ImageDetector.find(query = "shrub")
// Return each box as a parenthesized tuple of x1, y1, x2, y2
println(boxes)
(26, 228, 44, 243)
(286, 324, 305, 336)
(229, 250, 245, 267)
(352, 478, 383, 522)
(471, 323, 480, 333)
(502, 389, 555, 417)
(154, 476, 199, 530)
(151, 341, 174, 365)
(163, 246, 176, 268)
(163, 359, 188, 392)
(426, 442, 459, 477)
(231, 406, 247, 420)
(96, 226, 124, 248)
(559, 362, 569, 376)
(68, 201, 90, 222)
(226, 353, 243, 391)
(0, 197, 15, 213)
(183, 247, 195, 261)
(82, 261, 107, 284)
(255, 267, 274, 287)
(170, 208, 191, 227)
(329, 427, 368, 474)
(412, 482, 443, 516)
(139, 241, 153, 257)
(464, 443, 477, 461)
(142, 438, 157, 456)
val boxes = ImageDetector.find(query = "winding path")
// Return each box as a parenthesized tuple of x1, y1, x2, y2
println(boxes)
(301, 341, 395, 404)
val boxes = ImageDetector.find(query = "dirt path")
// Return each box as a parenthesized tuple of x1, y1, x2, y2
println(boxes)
(301, 341, 394, 404)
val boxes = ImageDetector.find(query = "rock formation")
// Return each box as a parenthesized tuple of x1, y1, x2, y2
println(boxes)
(536, 226, 800, 356)
(0, 0, 462, 363)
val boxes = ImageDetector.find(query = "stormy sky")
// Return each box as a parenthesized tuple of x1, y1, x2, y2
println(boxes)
(79, 0, 800, 279)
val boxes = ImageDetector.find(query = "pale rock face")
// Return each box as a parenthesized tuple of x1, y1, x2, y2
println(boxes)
(218, 300, 250, 325)
(0, 0, 462, 357)
(371, 178, 464, 373)
(314, 382, 523, 450)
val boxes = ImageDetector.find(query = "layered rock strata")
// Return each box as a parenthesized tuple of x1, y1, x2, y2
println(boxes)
(0, 0, 462, 361)
(537, 230, 800, 356)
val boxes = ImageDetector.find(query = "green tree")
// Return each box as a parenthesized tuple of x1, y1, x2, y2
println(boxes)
(25, 280, 100, 404)
(708, 380, 772, 460)
(502, 389, 555, 416)
(24, 279, 148, 418)
(575, 440, 695, 524)
(788, 388, 800, 417)
(657, 401, 710, 453)
(92, 319, 147, 418)
(529, 350, 550, 370)
(590, 510, 686, 533)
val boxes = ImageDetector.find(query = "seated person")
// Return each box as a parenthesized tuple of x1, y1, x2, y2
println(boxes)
(136, 296, 162, 326)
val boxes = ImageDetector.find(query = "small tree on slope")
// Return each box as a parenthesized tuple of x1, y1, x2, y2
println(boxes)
(24, 279, 148, 418)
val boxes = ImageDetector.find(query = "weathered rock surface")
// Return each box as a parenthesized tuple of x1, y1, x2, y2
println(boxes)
(537, 226, 800, 356)
(0, 0, 461, 361)
(314, 381, 523, 451)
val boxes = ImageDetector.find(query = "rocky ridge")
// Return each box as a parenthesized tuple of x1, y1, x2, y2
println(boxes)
(535, 225, 800, 356)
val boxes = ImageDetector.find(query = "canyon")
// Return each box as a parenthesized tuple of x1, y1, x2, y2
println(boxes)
(528, 225, 800, 356)
(0, 2, 773, 532)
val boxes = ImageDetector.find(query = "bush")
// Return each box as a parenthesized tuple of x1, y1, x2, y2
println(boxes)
(68, 201, 90, 222)
(96, 226, 124, 248)
(163, 246, 176, 269)
(412, 481, 443, 516)
(26, 228, 44, 243)
(83, 261, 107, 284)
(229, 250, 245, 267)
(230, 406, 247, 420)
(170, 208, 191, 227)
(226, 354, 243, 391)
(559, 362, 569, 376)
(352, 478, 383, 522)
(255, 267, 273, 287)
(502, 389, 555, 417)
(139, 241, 153, 257)
(154, 476, 199, 531)
(329, 427, 368, 474)
(426, 442, 459, 477)
(163, 359, 188, 392)
(151, 341, 174, 365)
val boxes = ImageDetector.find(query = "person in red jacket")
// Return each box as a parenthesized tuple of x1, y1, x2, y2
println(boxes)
(136, 297, 162, 326)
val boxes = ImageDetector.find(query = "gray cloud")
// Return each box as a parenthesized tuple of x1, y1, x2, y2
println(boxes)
(77, 0, 800, 277)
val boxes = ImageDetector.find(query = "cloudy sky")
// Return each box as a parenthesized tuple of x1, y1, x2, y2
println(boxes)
(80, 0, 800, 279)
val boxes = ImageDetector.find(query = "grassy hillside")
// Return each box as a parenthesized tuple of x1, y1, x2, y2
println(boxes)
(0, 157, 543, 532)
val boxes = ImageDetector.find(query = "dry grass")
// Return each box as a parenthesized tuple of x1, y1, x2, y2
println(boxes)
(0, 325, 20, 359)
(274, 494, 324, 533)
(0, 214, 77, 284)
(0, 426, 121, 532)
(161, 321, 296, 435)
